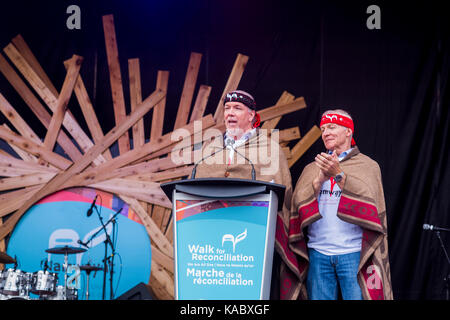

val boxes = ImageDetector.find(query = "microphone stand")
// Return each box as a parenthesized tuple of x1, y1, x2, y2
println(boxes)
(434, 230, 450, 300)
(82, 206, 122, 300)
(226, 142, 256, 180)
(191, 139, 228, 179)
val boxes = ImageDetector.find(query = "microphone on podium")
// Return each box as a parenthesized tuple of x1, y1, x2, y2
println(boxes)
(190, 139, 228, 179)
(224, 137, 256, 180)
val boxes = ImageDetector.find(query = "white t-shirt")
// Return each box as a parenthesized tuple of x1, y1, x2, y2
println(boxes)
(225, 128, 257, 164)
(307, 149, 363, 256)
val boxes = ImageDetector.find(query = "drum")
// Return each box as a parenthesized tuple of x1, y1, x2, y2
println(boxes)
(45, 285, 78, 300)
(1, 269, 25, 296)
(31, 270, 58, 296)
(0, 270, 6, 293)
(66, 287, 78, 300)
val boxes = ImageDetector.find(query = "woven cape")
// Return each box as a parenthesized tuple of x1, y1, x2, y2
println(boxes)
(276, 147, 393, 300)
(194, 129, 293, 298)
(195, 129, 292, 215)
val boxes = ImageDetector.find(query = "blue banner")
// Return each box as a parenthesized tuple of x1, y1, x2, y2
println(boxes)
(174, 197, 270, 299)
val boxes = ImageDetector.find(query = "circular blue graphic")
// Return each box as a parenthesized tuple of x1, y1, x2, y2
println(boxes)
(6, 192, 152, 300)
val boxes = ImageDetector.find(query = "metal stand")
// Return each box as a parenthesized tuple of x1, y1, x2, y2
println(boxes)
(86, 269, 91, 301)
(63, 252, 69, 300)
(82, 206, 122, 300)
(435, 231, 450, 300)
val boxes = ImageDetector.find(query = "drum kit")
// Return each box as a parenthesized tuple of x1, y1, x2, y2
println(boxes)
(0, 246, 103, 300)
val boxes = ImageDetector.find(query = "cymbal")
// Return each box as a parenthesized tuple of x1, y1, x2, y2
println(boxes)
(79, 264, 103, 272)
(0, 251, 15, 264)
(45, 246, 86, 255)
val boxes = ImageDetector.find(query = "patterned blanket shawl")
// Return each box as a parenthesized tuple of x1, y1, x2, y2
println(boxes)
(276, 147, 393, 300)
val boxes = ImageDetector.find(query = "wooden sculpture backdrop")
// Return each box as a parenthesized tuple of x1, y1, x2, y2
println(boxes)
(0, 15, 321, 299)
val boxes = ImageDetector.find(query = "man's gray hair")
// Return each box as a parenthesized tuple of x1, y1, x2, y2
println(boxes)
(322, 109, 353, 120)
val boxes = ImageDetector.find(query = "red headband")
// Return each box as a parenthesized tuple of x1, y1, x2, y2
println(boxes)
(320, 113, 356, 146)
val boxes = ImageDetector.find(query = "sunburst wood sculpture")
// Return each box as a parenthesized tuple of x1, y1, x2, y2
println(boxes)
(0, 14, 321, 299)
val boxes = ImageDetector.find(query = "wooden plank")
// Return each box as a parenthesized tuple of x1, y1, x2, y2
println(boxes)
(11, 34, 59, 97)
(0, 53, 82, 161)
(0, 126, 73, 170)
(151, 205, 166, 230)
(8, 36, 94, 162)
(282, 146, 292, 159)
(0, 172, 56, 191)
(61, 114, 215, 190)
(173, 52, 202, 130)
(0, 217, 4, 270)
(164, 217, 174, 245)
(150, 71, 169, 141)
(43, 55, 83, 151)
(0, 153, 58, 172)
(67, 154, 180, 189)
(213, 97, 307, 134)
(89, 178, 171, 208)
(189, 85, 211, 123)
(102, 14, 130, 154)
(148, 261, 174, 299)
(261, 91, 295, 130)
(2, 45, 103, 164)
(138, 114, 216, 164)
(0, 89, 165, 240)
(213, 53, 249, 126)
(119, 195, 173, 258)
(0, 185, 41, 202)
(0, 185, 43, 218)
(150, 260, 174, 297)
(288, 125, 322, 168)
(259, 97, 307, 122)
(0, 149, 14, 158)
(64, 61, 113, 161)
(3, 44, 59, 118)
(0, 93, 42, 144)
(277, 126, 301, 144)
(131, 165, 193, 182)
(160, 208, 172, 237)
(151, 244, 174, 273)
(128, 58, 145, 148)
(0, 163, 54, 177)
(0, 164, 44, 177)
(0, 124, 37, 163)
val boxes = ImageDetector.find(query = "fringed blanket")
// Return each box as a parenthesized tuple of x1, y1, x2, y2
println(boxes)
(276, 147, 393, 300)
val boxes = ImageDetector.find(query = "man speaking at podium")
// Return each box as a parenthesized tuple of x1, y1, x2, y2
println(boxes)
(193, 90, 292, 298)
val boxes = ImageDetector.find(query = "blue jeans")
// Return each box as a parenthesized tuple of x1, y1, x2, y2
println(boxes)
(307, 248, 363, 300)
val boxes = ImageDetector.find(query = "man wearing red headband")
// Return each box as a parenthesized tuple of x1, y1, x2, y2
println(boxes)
(276, 109, 393, 300)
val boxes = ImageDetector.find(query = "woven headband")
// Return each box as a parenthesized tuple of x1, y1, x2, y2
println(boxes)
(224, 91, 260, 128)
(224, 91, 257, 110)
(320, 113, 356, 146)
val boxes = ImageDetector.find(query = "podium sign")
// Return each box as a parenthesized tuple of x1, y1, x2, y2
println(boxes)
(174, 193, 276, 300)
(161, 178, 284, 300)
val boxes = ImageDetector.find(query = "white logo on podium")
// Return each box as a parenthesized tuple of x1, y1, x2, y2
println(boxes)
(222, 229, 247, 253)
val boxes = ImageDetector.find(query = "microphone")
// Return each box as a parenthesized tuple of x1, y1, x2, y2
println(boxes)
(423, 224, 450, 232)
(225, 137, 256, 180)
(190, 138, 228, 179)
(86, 195, 98, 217)
(77, 240, 89, 248)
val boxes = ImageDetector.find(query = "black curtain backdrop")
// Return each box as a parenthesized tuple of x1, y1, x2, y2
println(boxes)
(0, 0, 448, 300)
